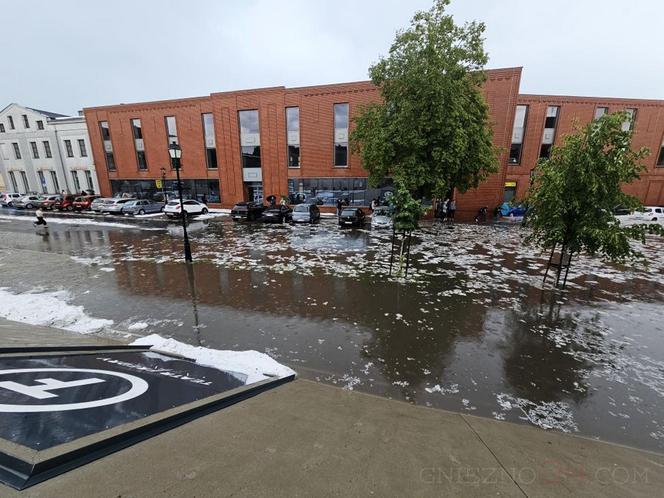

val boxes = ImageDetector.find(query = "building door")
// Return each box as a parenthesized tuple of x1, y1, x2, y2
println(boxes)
(244, 182, 263, 204)
(20, 171, 29, 193)
(503, 182, 517, 203)
(50, 171, 60, 193)
(38, 171, 47, 193)
(9, 171, 18, 192)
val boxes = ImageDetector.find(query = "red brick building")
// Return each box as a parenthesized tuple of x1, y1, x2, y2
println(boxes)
(83, 67, 664, 217)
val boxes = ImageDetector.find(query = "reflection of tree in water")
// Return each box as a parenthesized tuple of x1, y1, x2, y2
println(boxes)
(501, 293, 597, 404)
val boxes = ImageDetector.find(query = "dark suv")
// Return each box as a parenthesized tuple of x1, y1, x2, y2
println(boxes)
(231, 202, 266, 221)
(339, 208, 365, 227)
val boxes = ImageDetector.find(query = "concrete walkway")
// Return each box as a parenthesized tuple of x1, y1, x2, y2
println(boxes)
(1, 321, 663, 497)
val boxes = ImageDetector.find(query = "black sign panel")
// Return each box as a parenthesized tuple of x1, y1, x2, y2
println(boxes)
(0, 347, 293, 490)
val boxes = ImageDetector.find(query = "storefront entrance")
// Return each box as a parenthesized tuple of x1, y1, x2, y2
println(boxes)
(244, 182, 263, 204)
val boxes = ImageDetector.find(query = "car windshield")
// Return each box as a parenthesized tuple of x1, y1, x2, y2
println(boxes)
(374, 207, 390, 216)
(341, 209, 357, 216)
(294, 205, 310, 212)
(167, 201, 180, 206)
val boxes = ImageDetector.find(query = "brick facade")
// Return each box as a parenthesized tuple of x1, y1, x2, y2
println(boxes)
(83, 68, 664, 217)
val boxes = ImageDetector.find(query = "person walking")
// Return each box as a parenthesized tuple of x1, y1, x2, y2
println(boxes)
(33, 208, 47, 227)
(336, 198, 343, 217)
(447, 199, 456, 222)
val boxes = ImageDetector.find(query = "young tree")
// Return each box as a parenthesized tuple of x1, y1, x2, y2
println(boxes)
(525, 111, 663, 287)
(351, 0, 498, 202)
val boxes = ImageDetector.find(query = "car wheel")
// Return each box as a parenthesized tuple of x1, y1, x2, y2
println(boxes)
(67, 205, 73, 211)
(26, 203, 33, 209)
(202, 208, 208, 214)
(138, 209, 145, 215)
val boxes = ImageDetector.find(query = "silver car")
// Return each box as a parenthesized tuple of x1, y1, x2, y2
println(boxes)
(371, 206, 393, 229)
(14, 195, 42, 209)
(122, 199, 164, 215)
(103, 198, 136, 214)
(91, 198, 112, 213)
(292, 203, 320, 223)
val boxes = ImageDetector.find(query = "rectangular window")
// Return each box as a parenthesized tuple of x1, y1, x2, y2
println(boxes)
(334, 103, 349, 167)
(539, 144, 553, 159)
(22, 114, 29, 129)
(30, 141, 39, 159)
(85, 170, 94, 190)
(38, 171, 47, 194)
(0, 123, 4, 132)
(9, 171, 18, 192)
(64, 139, 74, 158)
(50, 171, 60, 192)
(12, 142, 21, 159)
(78, 139, 87, 157)
(539, 106, 559, 158)
(544, 106, 559, 129)
(286, 107, 300, 168)
(8, 116, 15, 130)
(99, 121, 116, 171)
(43, 140, 52, 158)
(509, 105, 528, 164)
(622, 108, 637, 131)
(71, 171, 81, 192)
(36, 120, 44, 130)
(594, 106, 609, 120)
(165, 116, 178, 146)
(20, 171, 29, 192)
(239, 110, 261, 168)
(202, 113, 217, 169)
(131, 118, 147, 170)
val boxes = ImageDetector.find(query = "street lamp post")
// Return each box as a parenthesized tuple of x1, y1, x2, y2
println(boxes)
(168, 143, 192, 263)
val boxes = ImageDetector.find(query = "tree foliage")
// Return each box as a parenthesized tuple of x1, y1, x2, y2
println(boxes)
(525, 111, 663, 262)
(350, 0, 498, 204)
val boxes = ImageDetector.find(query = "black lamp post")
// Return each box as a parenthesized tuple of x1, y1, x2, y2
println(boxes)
(168, 143, 192, 263)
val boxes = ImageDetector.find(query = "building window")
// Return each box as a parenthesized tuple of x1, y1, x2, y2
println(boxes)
(36, 120, 44, 130)
(165, 116, 178, 146)
(287, 177, 393, 207)
(99, 121, 116, 171)
(64, 139, 74, 158)
(20, 171, 29, 192)
(72, 171, 81, 192)
(50, 171, 60, 192)
(202, 113, 217, 169)
(12, 142, 21, 159)
(9, 172, 18, 192)
(38, 171, 47, 194)
(334, 103, 349, 167)
(0, 124, 4, 132)
(622, 108, 637, 131)
(110, 179, 220, 203)
(30, 141, 39, 159)
(22, 115, 29, 129)
(78, 139, 87, 157)
(594, 107, 608, 120)
(43, 140, 52, 158)
(509, 105, 528, 164)
(539, 106, 559, 159)
(239, 110, 261, 168)
(286, 107, 300, 168)
(8, 116, 15, 130)
(85, 170, 94, 191)
(131, 118, 147, 170)
(657, 136, 664, 167)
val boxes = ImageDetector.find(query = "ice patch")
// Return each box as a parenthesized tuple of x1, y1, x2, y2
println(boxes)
(130, 333, 295, 384)
(128, 322, 149, 331)
(425, 383, 460, 395)
(496, 393, 578, 433)
(0, 287, 113, 333)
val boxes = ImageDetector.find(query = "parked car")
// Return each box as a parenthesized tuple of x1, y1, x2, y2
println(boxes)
(164, 199, 209, 218)
(1, 192, 24, 207)
(38, 195, 62, 210)
(261, 205, 293, 223)
(91, 197, 112, 213)
(371, 206, 393, 229)
(291, 203, 320, 223)
(73, 195, 101, 211)
(231, 201, 266, 221)
(339, 207, 366, 227)
(14, 195, 42, 209)
(122, 199, 164, 215)
(636, 206, 664, 222)
(103, 198, 137, 214)
(55, 195, 78, 211)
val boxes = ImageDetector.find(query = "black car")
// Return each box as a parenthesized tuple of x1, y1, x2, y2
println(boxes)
(339, 207, 365, 227)
(261, 205, 293, 223)
(231, 201, 266, 221)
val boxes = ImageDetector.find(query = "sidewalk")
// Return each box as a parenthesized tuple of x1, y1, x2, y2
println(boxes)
(1, 321, 663, 497)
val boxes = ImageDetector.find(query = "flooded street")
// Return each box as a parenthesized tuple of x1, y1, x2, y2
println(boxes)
(1, 214, 664, 453)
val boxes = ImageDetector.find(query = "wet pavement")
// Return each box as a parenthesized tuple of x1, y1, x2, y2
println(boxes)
(0, 210, 663, 453)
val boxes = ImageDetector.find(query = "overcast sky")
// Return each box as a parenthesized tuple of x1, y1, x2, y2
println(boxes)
(3, 0, 662, 115)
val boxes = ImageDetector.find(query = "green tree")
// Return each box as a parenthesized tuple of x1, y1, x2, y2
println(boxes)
(350, 0, 498, 206)
(525, 111, 663, 286)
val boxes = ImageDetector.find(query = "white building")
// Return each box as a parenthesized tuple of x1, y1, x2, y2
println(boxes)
(0, 103, 99, 195)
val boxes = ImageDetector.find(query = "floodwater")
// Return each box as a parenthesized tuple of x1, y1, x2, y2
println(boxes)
(0, 212, 663, 453)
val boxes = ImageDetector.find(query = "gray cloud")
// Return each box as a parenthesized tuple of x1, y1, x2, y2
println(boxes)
(2, 0, 661, 116)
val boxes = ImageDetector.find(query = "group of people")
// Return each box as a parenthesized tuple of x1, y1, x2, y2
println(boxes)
(335, 197, 352, 216)
(435, 198, 457, 222)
